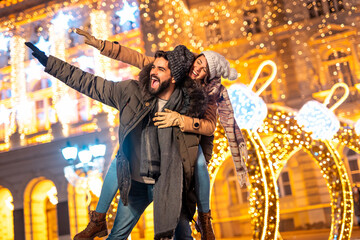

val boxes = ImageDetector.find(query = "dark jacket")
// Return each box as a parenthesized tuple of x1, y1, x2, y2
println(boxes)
(45, 55, 206, 220)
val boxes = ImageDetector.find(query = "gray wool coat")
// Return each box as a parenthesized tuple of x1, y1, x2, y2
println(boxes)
(45, 55, 203, 221)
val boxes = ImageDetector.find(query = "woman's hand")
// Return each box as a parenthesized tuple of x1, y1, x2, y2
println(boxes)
(153, 109, 184, 129)
(74, 28, 103, 50)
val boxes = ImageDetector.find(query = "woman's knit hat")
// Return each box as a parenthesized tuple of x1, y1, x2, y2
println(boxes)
(166, 45, 195, 84)
(201, 51, 238, 80)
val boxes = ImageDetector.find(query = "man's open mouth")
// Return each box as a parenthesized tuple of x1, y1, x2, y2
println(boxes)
(151, 76, 160, 88)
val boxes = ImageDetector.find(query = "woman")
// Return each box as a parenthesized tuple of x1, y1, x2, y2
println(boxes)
(74, 28, 248, 240)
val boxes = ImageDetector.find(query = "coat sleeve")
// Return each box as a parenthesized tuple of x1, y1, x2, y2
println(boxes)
(45, 55, 129, 110)
(101, 40, 155, 69)
(180, 103, 217, 136)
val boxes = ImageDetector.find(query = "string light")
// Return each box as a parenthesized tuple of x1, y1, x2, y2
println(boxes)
(355, 120, 360, 135)
(10, 35, 27, 140)
(49, 11, 70, 136)
(261, 106, 355, 240)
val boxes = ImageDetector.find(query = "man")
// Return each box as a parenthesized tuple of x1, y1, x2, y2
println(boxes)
(25, 42, 207, 239)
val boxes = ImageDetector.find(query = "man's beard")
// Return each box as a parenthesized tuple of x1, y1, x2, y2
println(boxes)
(149, 75, 171, 96)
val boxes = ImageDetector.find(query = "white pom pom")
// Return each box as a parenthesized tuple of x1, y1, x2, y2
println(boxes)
(228, 68, 238, 80)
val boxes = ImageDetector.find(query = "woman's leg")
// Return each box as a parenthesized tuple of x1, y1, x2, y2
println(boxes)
(96, 158, 119, 212)
(195, 146, 210, 213)
(195, 145, 215, 240)
(74, 158, 119, 240)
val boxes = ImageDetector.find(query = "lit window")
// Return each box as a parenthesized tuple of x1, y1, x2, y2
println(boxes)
(307, 0, 345, 19)
(205, 20, 222, 44)
(243, 9, 261, 35)
(227, 169, 248, 205)
(347, 149, 360, 184)
(278, 171, 292, 197)
(327, 51, 355, 87)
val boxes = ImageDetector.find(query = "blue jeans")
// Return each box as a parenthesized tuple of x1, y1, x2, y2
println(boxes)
(95, 159, 193, 239)
(195, 146, 211, 213)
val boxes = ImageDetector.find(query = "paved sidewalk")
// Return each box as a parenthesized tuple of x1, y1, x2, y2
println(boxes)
(219, 227, 360, 240)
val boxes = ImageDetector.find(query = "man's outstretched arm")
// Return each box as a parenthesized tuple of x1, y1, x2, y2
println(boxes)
(25, 42, 128, 110)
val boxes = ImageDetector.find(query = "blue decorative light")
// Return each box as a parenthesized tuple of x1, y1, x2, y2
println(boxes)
(35, 36, 51, 55)
(74, 56, 95, 70)
(296, 100, 340, 140)
(228, 83, 268, 130)
(78, 147, 92, 164)
(115, 1, 138, 25)
(61, 145, 78, 161)
(0, 33, 10, 51)
(51, 11, 71, 30)
(355, 120, 360, 135)
(89, 143, 106, 158)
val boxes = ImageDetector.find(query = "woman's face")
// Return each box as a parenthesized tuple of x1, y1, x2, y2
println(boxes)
(188, 55, 208, 82)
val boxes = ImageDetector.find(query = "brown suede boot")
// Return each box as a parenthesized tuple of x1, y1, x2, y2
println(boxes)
(73, 211, 108, 240)
(195, 210, 215, 240)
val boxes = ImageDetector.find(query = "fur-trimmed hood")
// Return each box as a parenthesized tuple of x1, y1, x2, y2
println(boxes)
(139, 63, 208, 118)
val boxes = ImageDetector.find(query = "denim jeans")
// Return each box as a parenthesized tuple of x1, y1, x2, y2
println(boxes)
(107, 180, 154, 239)
(95, 159, 193, 239)
(194, 146, 210, 213)
(95, 158, 118, 213)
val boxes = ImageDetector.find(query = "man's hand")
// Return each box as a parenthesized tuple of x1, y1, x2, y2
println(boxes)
(153, 109, 184, 129)
(74, 28, 103, 50)
(25, 42, 48, 67)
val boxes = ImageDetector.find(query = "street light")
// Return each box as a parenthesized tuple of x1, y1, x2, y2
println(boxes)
(62, 139, 106, 198)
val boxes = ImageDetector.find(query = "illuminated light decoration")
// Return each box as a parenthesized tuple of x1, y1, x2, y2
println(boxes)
(202, 61, 278, 240)
(0, 33, 10, 51)
(5, 196, 14, 211)
(228, 60, 277, 130)
(87, 174, 103, 197)
(10, 36, 27, 139)
(62, 145, 78, 162)
(50, 11, 71, 31)
(34, 36, 51, 55)
(78, 147, 92, 164)
(115, 1, 138, 25)
(90, 10, 117, 126)
(0, 105, 11, 125)
(25, 60, 43, 83)
(296, 83, 349, 140)
(89, 143, 106, 158)
(262, 106, 354, 240)
(49, 11, 70, 136)
(355, 120, 360, 135)
(55, 94, 78, 125)
(46, 186, 58, 205)
(15, 101, 35, 134)
(139, 0, 192, 52)
(74, 56, 95, 70)
(228, 84, 268, 130)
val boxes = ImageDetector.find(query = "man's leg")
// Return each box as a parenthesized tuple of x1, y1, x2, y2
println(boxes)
(174, 213, 193, 240)
(74, 159, 119, 240)
(107, 180, 153, 239)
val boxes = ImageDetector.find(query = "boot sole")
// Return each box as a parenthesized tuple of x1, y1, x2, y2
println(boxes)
(75, 230, 108, 240)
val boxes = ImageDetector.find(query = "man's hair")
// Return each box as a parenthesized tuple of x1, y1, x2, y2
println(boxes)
(154, 50, 168, 61)
(153, 50, 178, 84)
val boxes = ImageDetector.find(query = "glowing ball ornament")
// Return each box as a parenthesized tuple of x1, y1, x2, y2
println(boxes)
(229, 84, 268, 130)
(296, 83, 349, 140)
(355, 120, 360, 135)
(229, 60, 277, 130)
